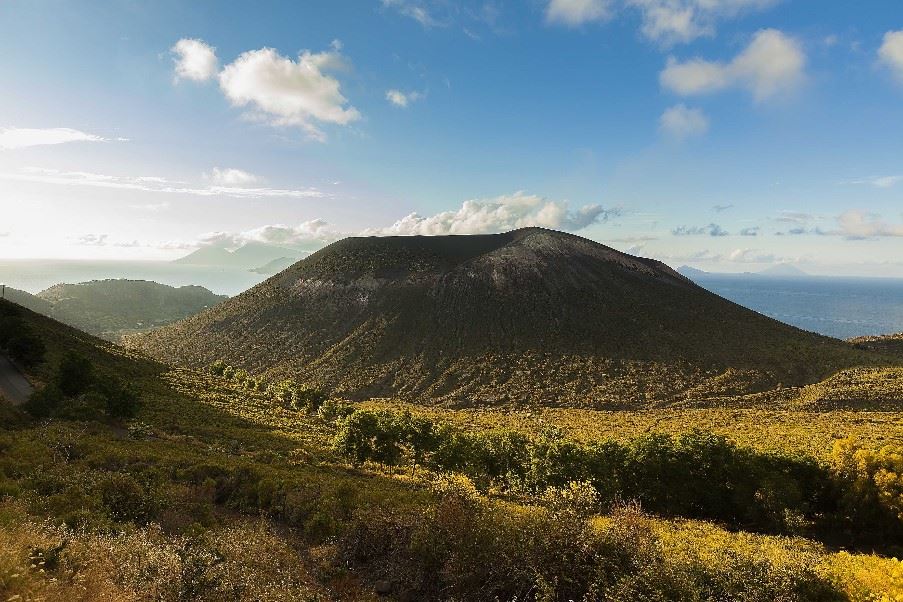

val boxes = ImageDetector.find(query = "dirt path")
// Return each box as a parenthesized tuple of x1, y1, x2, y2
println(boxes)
(0, 355, 33, 405)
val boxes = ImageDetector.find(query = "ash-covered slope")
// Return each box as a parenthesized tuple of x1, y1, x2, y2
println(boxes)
(132, 228, 872, 405)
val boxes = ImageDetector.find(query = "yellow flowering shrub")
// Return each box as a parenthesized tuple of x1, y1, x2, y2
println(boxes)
(831, 437, 903, 521)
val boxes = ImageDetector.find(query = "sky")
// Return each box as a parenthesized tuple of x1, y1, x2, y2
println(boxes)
(1, 0, 902, 276)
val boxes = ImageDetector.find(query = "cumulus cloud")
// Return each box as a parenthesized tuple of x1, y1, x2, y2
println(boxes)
(660, 29, 805, 101)
(879, 30, 903, 81)
(545, 0, 612, 27)
(0, 127, 122, 150)
(173, 38, 360, 141)
(386, 89, 424, 108)
(179, 191, 620, 257)
(1, 167, 325, 199)
(672, 223, 728, 236)
(628, 0, 779, 45)
(739, 226, 760, 236)
(196, 219, 340, 252)
(659, 104, 709, 138)
(365, 192, 619, 236)
(171, 38, 219, 82)
(836, 210, 903, 239)
(217, 43, 360, 141)
(207, 167, 260, 186)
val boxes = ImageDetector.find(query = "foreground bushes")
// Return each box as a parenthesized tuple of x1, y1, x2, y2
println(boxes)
(25, 351, 140, 420)
(0, 302, 46, 368)
(340, 475, 848, 601)
(333, 409, 903, 544)
(208, 360, 329, 414)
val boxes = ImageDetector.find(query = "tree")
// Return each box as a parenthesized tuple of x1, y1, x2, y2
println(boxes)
(56, 352, 94, 396)
(7, 333, 46, 367)
(293, 385, 328, 414)
(98, 377, 141, 419)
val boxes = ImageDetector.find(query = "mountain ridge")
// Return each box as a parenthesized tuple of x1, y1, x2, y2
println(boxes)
(132, 228, 876, 406)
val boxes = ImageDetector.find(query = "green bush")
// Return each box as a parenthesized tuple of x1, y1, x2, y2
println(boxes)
(292, 386, 328, 414)
(7, 332, 46, 367)
(56, 352, 94, 397)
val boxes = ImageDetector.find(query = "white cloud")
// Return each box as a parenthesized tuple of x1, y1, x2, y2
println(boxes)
(879, 30, 903, 81)
(194, 219, 340, 252)
(660, 29, 805, 101)
(179, 192, 620, 256)
(208, 167, 260, 186)
(242, 219, 339, 248)
(628, 0, 779, 45)
(365, 192, 620, 236)
(837, 210, 903, 239)
(739, 226, 760, 236)
(386, 89, 424, 108)
(0, 127, 118, 150)
(848, 175, 903, 189)
(381, 0, 441, 27)
(545, 0, 612, 27)
(217, 43, 360, 141)
(1, 167, 325, 199)
(73, 234, 109, 246)
(171, 38, 219, 82)
(727, 248, 781, 263)
(659, 104, 709, 138)
(672, 223, 728, 236)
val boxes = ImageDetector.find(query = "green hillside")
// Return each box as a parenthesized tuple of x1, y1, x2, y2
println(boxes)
(1, 297, 903, 600)
(35, 279, 226, 340)
(134, 228, 880, 405)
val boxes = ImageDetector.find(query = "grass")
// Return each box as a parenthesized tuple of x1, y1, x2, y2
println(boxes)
(4, 299, 903, 600)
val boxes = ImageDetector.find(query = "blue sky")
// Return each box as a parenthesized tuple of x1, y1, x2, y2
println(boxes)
(0, 0, 902, 275)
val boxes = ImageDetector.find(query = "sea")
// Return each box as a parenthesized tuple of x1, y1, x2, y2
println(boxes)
(1, 260, 902, 340)
(690, 273, 903, 340)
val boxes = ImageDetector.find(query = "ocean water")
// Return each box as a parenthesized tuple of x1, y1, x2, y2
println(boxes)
(691, 274, 903, 340)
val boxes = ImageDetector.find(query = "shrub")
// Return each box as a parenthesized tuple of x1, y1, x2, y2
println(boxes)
(55, 352, 94, 397)
(831, 437, 903, 527)
(317, 398, 354, 422)
(208, 360, 227, 376)
(292, 386, 328, 414)
(97, 377, 141, 419)
(98, 473, 157, 523)
(7, 332, 46, 367)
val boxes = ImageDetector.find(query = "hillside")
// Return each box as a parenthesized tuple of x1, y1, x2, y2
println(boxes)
(36, 279, 226, 340)
(2, 296, 903, 600)
(1, 285, 53, 314)
(132, 228, 877, 405)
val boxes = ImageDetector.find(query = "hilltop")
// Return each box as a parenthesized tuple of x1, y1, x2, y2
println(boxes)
(133, 228, 875, 405)
(35, 279, 227, 340)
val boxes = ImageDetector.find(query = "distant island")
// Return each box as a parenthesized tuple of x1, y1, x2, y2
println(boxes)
(678, 264, 810, 279)
(3, 279, 225, 340)
(174, 241, 307, 271)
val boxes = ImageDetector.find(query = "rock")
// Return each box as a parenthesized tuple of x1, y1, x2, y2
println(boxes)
(374, 580, 392, 595)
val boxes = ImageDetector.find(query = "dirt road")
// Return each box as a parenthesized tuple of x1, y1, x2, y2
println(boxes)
(0, 355, 33, 405)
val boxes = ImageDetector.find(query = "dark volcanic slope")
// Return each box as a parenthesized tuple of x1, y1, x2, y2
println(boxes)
(133, 228, 873, 405)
